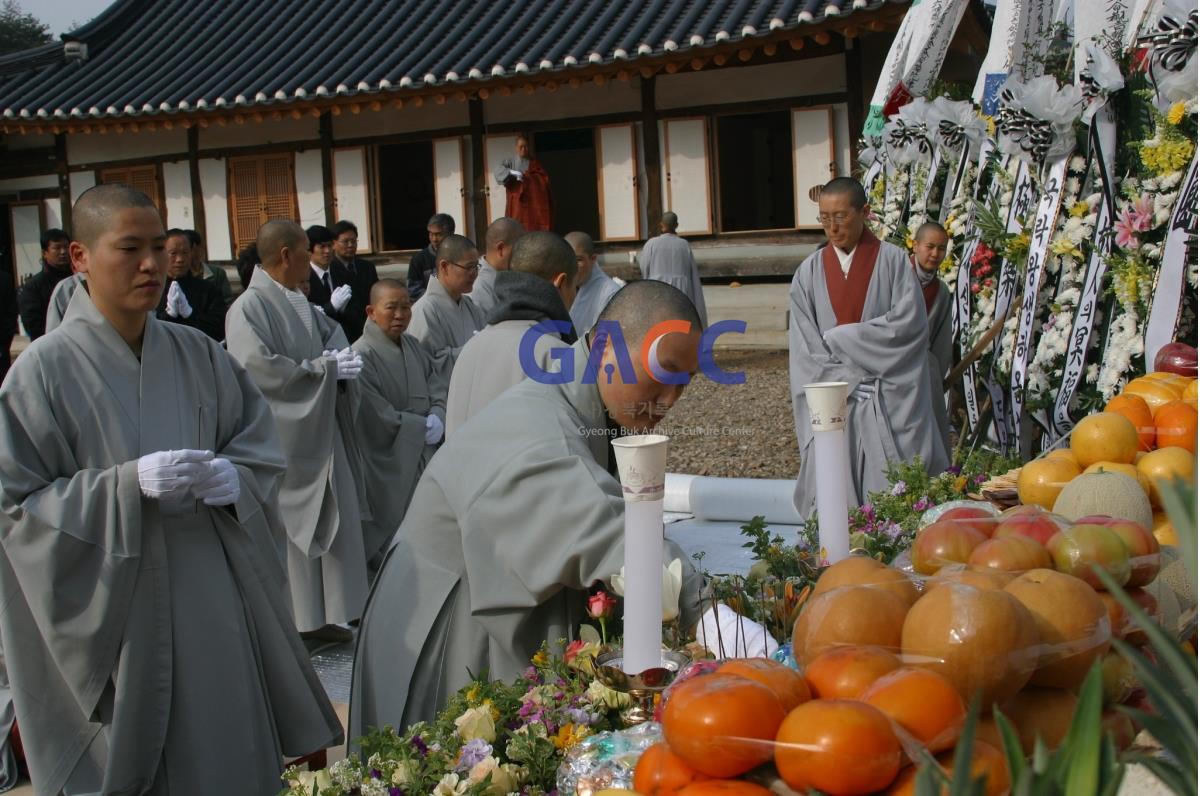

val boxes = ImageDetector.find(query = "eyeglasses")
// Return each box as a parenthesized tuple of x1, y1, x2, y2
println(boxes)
(337, 237, 358, 246)
(450, 260, 480, 273)
(817, 213, 856, 226)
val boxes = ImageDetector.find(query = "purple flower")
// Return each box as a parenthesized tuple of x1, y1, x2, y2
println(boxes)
(947, 465, 962, 475)
(881, 522, 904, 539)
(973, 474, 987, 485)
(390, 789, 405, 796)
(372, 769, 383, 779)
(861, 504, 875, 520)
(410, 736, 428, 757)
(456, 738, 493, 772)
(565, 707, 594, 725)
(891, 481, 907, 496)
(913, 497, 932, 511)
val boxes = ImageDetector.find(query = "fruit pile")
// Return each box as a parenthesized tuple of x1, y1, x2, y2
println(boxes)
(1015, 366, 1197, 546)
(633, 531, 1163, 796)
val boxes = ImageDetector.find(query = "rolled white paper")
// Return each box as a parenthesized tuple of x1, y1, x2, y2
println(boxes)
(612, 434, 669, 675)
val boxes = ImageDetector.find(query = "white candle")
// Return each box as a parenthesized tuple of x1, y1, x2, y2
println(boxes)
(611, 434, 669, 674)
(805, 382, 851, 564)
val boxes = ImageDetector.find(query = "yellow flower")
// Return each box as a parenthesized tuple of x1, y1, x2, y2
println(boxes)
(1049, 236, 1083, 260)
(954, 475, 968, 492)
(1168, 102, 1187, 125)
(904, 234, 915, 252)
(465, 684, 481, 705)
(984, 115, 996, 137)
(531, 649, 549, 668)
(1141, 137, 1195, 175)
(1069, 200, 1090, 218)
(552, 723, 589, 751)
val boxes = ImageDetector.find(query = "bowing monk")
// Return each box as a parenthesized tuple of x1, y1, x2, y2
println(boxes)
(912, 221, 954, 459)
(790, 178, 949, 516)
(225, 220, 370, 644)
(496, 134, 554, 232)
(352, 279, 448, 566)
(350, 280, 705, 736)
(0, 185, 340, 795)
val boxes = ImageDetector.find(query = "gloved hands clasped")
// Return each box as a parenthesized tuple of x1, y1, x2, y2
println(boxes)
(424, 413, 444, 445)
(164, 281, 193, 319)
(322, 348, 363, 380)
(851, 381, 876, 402)
(137, 449, 241, 507)
(330, 284, 353, 313)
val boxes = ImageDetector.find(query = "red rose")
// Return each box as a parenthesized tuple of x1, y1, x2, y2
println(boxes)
(586, 591, 617, 620)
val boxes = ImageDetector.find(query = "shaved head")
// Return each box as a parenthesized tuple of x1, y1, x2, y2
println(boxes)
(369, 277, 409, 304)
(256, 219, 307, 268)
(597, 279, 702, 343)
(485, 217, 524, 252)
(661, 211, 679, 232)
(509, 231, 577, 283)
(820, 177, 868, 209)
(73, 184, 159, 247)
(915, 221, 948, 242)
(564, 231, 594, 256)
(436, 234, 477, 266)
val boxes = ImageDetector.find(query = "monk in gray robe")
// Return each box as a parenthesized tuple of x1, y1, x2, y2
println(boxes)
(790, 178, 949, 517)
(0, 186, 340, 795)
(350, 280, 707, 736)
(567, 231, 620, 334)
(445, 231, 578, 436)
(226, 220, 370, 643)
(470, 217, 524, 316)
(639, 211, 708, 327)
(352, 279, 448, 565)
(913, 221, 954, 460)
(44, 271, 85, 334)
(407, 234, 488, 367)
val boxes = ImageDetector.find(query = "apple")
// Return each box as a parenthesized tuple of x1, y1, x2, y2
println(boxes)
(939, 505, 1000, 537)
(1103, 709, 1138, 751)
(1046, 525, 1132, 589)
(994, 509, 1067, 547)
(967, 535, 1053, 573)
(1125, 587, 1159, 646)
(911, 520, 988, 575)
(1100, 650, 1136, 704)
(1075, 515, 1162, 587)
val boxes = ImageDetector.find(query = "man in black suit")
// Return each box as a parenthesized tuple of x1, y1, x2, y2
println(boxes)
(330, 219, 378, 342)
(306, 224, 349, 325)
(405, 213, 454, 302)
(17, 228, 72, 340)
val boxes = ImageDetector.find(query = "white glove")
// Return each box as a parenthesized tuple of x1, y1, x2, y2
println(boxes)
(424, 413, 444, 445)
(330, 284, 353, 312)
(851, 381, 877, 402)
(138, 449, 213, 501)
(166, 282, 193, 319)
(192, 458, 240, 506)
(334, 347, 363, 380)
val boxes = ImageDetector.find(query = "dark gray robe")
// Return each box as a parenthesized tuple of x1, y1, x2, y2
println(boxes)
(0, 288, 340, 795)
(407, 275, 487, 368)
(926, 277, 954, 459)
(639, 233, 708, 327)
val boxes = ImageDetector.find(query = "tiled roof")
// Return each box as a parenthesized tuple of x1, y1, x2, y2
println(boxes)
(0, 0, 906, 122)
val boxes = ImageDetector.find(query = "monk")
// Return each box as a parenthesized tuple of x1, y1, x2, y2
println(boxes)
(157, 228, 227, 341)
(639, 212, 708, 327)
(445, 231, 578, 435)
(225, 220, 370, 644)
(912, 221, 954, 459)
(567, 230, 620, 334)
(496, 134, 554, 231)
(43, 271, 86, 334)
(470, 217, 524, 316)
(407, 234, 488, 367)
(790, 178, 949, 516)
(352, 279, 448, 566)
(350, 280, 706, 736)
(0, 185, 340, 795)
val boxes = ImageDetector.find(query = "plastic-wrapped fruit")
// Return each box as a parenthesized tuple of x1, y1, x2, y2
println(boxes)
(661, 673, 785, 778)
(775, 699, 902, 795)
(1153, 341, 1198, 377)
(1046, 524, 1132, 589)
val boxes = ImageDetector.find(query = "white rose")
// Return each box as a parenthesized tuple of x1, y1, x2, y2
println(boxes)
(391, 762, 414, 786)
(610, 558, 684, 622)
(434, 773, 469, 796)
(454, 706, 496, 743)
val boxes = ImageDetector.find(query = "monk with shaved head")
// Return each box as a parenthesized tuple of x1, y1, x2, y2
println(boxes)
(0, 185, 340, 793)
(470, 216, 525, 315)
(407, 233, 488, 369)
(351, 278, 448, 566)
(226, 218, 370, 644)
(351, 279, 705, 736)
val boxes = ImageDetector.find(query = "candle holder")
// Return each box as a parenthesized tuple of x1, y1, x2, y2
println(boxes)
(593, 648, 691, 727)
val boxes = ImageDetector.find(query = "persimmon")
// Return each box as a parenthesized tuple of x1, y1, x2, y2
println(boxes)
(675, 781, 773, 796)
(1105, 393, 1156, 451)
(661, 673, 786, 778)
(859, 667, 967, 752)
(718, 657, 811, 712)
(633, 743, 710, 796)
(804, 645, 901, 699)
(1154, 400, 1198, 454)
(775, 699, 903, 795)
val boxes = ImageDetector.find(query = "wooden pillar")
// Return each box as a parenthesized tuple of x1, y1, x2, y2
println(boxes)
(319, 111, 336, 226)
(468, 98, 488, 244)
(186, 126, 208, 256)
(844, 41, 866, 152)
(54, 133, 71, 232)
(640, 76, 662, 234)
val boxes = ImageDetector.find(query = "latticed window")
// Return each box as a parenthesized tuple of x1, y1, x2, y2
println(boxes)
(227, 154, 299, 254)
(99, 164, 166, 219)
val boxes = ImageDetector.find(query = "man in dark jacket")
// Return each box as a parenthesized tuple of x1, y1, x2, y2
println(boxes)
(330, 219, 378, 342)
(405, 213, 454, 302)
(156, 228, 227, 340)
(17, 228, 71, 340)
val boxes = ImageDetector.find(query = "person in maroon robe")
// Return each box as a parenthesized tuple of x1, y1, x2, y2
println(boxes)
(496, 134, 553, 232)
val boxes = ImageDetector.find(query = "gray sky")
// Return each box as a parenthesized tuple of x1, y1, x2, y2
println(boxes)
(21, 0, 114, 36)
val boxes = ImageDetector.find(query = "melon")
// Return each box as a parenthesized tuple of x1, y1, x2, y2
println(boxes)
(900, 583, 1039, 708)
(1052, 470, 1154, 528)
(792, 585, 909, 665)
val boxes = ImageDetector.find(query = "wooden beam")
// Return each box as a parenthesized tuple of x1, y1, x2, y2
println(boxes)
(319, 111, 336, 226)
(844, 43, 865, 160)
(468, 97, 488, 244)
(187, 126, 207, 255)
(54, 133, 71, 232)
(640, 76, 662, 237)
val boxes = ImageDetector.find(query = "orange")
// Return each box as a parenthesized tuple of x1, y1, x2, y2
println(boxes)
(1123, 377, 1182, 414)
(860, 667, 967, 752)
(1070, 412, 1140, 466)
(884, 741, 1010, 796)
(1044, 448, 1080, 466)
(1142, 371, 1179, 381)
(1105, 393, 1156, 451)
(1136, 446, 1198, 507)
(1185, 379, 1198, 401)
(718, 658, 811, 712)
(1017, 457, 1082, 509)
(775, 699, 902, 795)
(1154, 400, 1198, 453)
(633, 743, 711, 796)
(804, 645, 902, 699)
(661, 673, 786, 778)
(676, 782, 773, 796)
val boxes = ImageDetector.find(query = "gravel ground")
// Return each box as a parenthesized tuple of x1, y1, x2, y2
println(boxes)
(662, 348, 800, 479)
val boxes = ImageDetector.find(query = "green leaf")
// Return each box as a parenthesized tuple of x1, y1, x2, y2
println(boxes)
(1157, 475, 1197, 591)
(1062, 664, 1104, 795)
(993, 708, 1029, 784)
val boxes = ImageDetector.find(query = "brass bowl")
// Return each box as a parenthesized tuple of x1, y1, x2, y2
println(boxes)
(593, 649, 691, 726)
